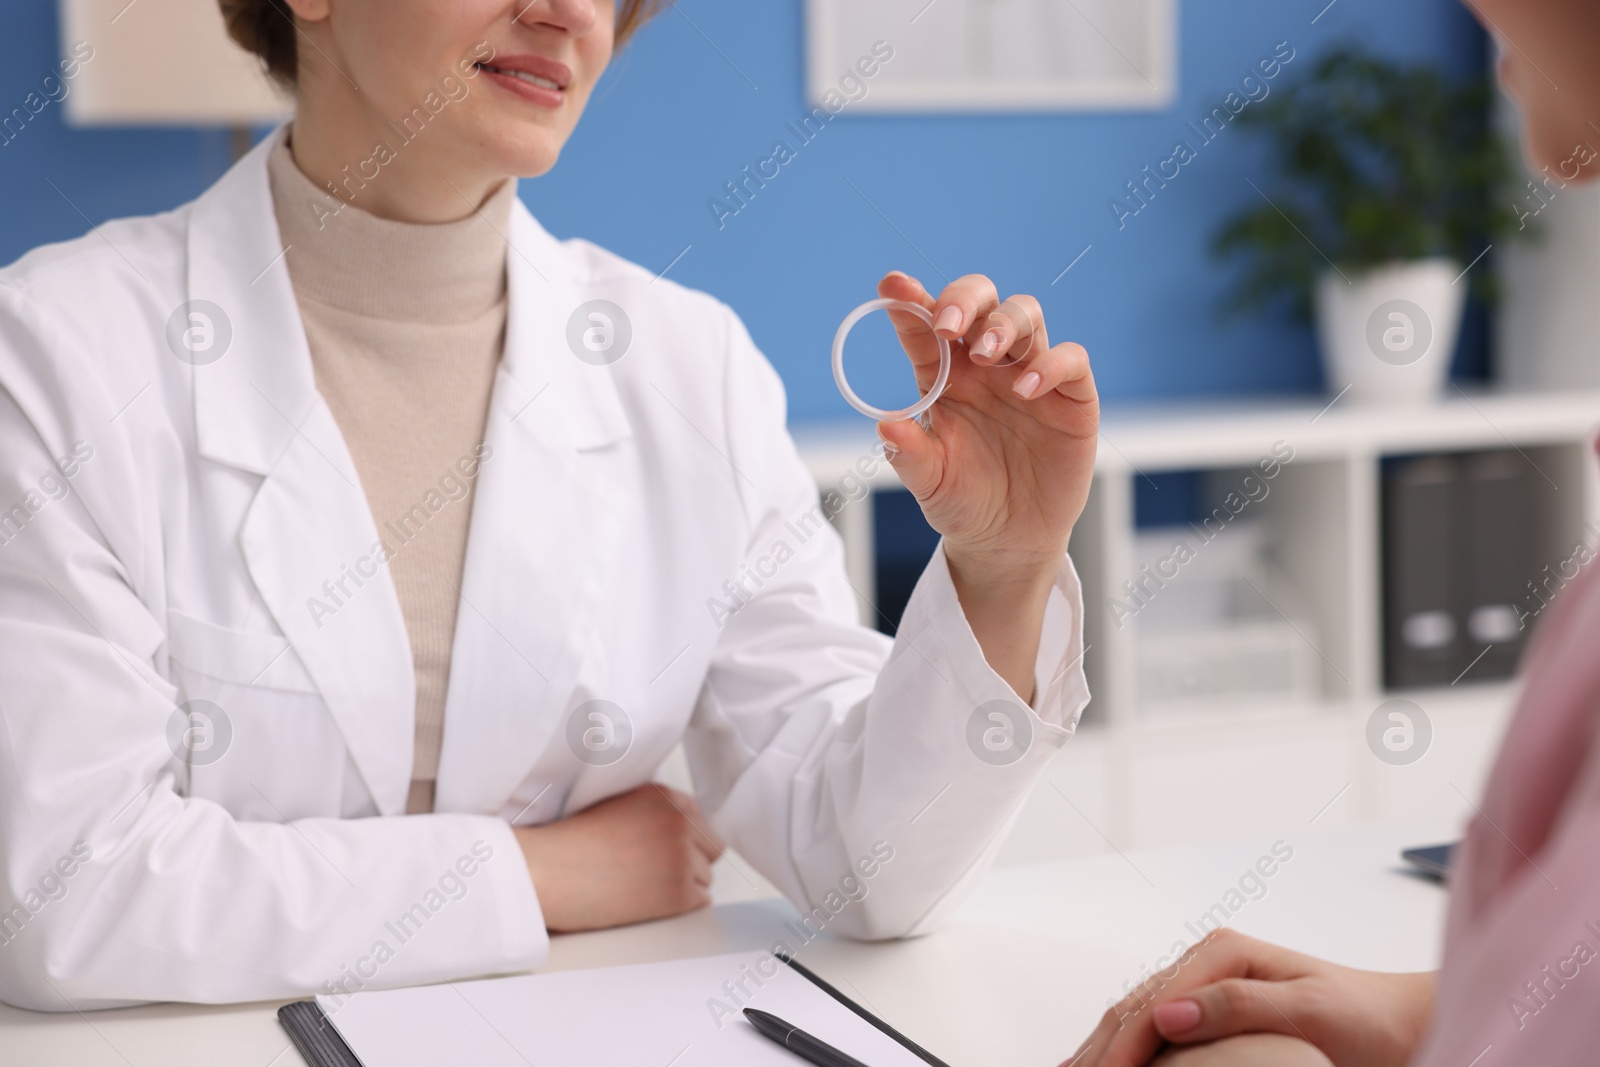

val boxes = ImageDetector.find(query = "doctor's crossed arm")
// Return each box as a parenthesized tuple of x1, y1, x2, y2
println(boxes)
(514, 783, 726, 932)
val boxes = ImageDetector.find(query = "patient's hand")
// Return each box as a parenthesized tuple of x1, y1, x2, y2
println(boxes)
(1064, 929, 1434, 1067)
(514, 783, 725, 932)
(1150, 1034, 1332, 1066)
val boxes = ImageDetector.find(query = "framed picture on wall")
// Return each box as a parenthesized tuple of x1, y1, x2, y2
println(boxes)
(805, 0, 1177, 112)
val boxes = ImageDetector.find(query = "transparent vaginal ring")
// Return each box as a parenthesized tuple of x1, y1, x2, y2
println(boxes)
(832, 297, 952, 423)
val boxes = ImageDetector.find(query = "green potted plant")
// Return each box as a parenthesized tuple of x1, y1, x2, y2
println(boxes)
(1212, 48, 1523, 404)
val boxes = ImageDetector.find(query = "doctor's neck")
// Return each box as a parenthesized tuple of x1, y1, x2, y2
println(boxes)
(286, 93, 511, 226)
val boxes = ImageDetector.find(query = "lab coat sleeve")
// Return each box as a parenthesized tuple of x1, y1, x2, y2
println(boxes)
(0, 289, 545, 1010)
(683, 306, 1090, 941)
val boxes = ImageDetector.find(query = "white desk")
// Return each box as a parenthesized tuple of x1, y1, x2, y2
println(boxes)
(0, 820, 1454, 1067)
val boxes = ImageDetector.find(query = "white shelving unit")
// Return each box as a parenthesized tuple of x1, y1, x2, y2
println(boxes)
(792, 389, 1600, 864)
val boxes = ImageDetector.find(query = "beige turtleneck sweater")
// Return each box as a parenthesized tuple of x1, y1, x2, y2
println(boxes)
(267, 133, 514, 815)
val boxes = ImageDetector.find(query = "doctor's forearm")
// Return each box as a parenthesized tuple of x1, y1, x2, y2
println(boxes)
(513, 783, 723, 932)
(943, 550, 1057, 706)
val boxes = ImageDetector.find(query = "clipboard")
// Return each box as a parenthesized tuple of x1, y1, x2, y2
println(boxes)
(278, 952, 952, 1067)
(773, 953, 950, 1067)
(278, 999, 364, 1067)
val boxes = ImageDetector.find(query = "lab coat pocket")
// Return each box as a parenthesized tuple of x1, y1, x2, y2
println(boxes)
(166, 608, 318, 692)
(164, 609, 351, 819)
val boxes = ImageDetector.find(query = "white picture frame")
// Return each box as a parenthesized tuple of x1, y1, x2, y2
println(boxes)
(59, 0, 291, 125)
(805, 0, 1177, 113)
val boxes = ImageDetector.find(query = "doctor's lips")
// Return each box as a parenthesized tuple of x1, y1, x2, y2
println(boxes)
(475, 54, 572, 107)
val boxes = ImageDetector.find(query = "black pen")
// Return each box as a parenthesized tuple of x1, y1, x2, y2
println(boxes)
(744, 1007, 874, 1067)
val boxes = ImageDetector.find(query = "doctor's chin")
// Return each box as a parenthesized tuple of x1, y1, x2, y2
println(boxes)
(4, 2, 1595, 1067)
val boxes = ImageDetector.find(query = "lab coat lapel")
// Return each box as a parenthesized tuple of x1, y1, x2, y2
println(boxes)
(187, 125, 416, 816)
(432, 201, 634, 815)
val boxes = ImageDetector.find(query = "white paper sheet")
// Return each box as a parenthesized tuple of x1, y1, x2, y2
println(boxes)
(319, 951, 936, 1066)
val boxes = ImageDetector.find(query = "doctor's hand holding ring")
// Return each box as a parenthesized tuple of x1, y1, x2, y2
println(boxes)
(873, 271, 1097, 638)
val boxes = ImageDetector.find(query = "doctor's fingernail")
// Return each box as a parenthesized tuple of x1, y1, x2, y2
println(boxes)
(1014, 370, 1042, 398)
(1153, 999, 1202, 1035)
(934, 306, 963, 334)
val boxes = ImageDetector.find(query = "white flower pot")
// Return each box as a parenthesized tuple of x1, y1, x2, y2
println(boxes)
(1314, 258, 1466, 405)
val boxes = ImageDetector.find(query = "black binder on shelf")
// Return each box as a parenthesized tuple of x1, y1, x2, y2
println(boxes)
(277, 952, 952, 1067)
(1383, 455, 1464, 688)
(1381, 449, 1541, 689)
(1459, 450, 1536, 680)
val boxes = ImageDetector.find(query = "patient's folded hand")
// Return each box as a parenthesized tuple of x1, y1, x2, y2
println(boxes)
(1150, 1033, 1332, 1066)
(1062, 929, 1433, 1067)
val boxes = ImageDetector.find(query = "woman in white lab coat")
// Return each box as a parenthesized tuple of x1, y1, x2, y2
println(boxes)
(0, 0, 1095, 1009)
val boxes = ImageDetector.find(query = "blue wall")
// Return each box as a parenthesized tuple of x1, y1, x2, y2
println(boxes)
(0, 1, 1488, 423)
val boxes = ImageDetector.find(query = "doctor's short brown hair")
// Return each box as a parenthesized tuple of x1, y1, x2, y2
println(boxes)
(219, 0, 664, 89)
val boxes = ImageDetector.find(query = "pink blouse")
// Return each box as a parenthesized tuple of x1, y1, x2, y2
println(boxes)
(1411, 478, 1600, 1065)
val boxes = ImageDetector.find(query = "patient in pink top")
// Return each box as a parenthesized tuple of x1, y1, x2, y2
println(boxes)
(1065, 1, 1600, 1065)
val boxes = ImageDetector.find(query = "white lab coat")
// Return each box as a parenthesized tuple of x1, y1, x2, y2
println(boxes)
(0, 126, 1088, 1011)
